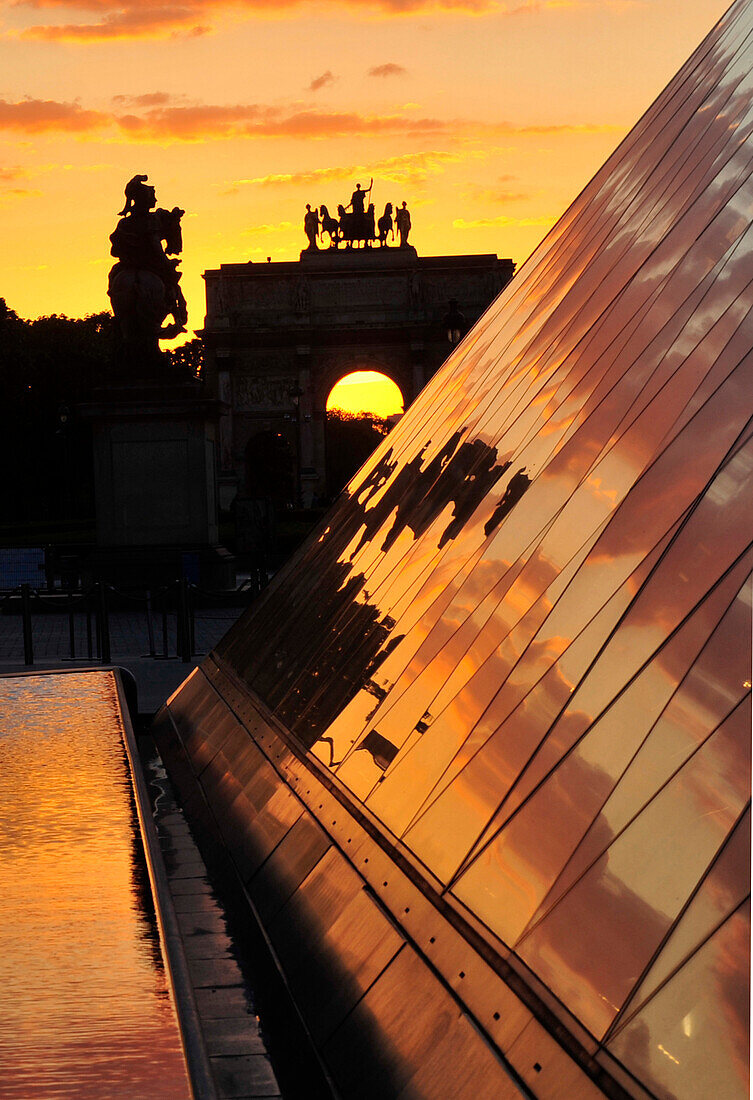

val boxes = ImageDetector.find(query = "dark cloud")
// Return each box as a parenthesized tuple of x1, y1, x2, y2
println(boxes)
(368, 63, 407, 78)
(115, 103, 447, 140)
(0, 94, 620, 146)
(111, 91, 177, 106)
(308, 71, 336, 92)
(0, 97, 108, 133)
(19, 4, 212, 41)
(11, 0, 570, 41)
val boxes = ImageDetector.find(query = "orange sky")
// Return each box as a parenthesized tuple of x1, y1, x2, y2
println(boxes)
(0, 0, 732, 334)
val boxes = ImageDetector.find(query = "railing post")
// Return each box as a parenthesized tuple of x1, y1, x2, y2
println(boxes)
(145, 589, 156, 658)
(20, 584, 33, 666)
(67, 589, 76, 660)
(161, 588, 169, 659)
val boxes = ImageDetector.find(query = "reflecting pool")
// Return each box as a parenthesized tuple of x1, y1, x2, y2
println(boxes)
(0, 671, 191, 1099)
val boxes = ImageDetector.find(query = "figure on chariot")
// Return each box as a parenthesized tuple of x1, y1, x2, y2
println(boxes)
(303, 181, 412, 251)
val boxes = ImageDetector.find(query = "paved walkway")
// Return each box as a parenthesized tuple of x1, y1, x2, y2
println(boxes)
(0, 604, 246, 716)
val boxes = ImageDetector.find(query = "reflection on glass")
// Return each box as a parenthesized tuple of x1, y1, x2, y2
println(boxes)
(515, 705, 750, 1038)
(606, 901, 750, 1100)
(0, 672, 191, 1098)
(609, 806, 750, 1029)
(448, 565, 751, 941)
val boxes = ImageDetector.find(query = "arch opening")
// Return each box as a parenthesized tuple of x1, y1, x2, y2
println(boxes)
(325, 371, 403, 498)
(326, 371, 404, 417)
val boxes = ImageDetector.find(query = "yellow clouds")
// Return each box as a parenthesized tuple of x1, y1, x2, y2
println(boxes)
(0, 167, 28, 182)
(0, 166, 41, 203)
(241, 220, 295, 235)
(453, 214, 556, 227)
(228, 151, 471, 191)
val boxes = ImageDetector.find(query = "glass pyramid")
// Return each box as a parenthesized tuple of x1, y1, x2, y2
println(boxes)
(165, 3, 752, 1096)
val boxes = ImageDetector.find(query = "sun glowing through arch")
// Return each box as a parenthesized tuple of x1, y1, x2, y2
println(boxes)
(326, 371, 404, 418)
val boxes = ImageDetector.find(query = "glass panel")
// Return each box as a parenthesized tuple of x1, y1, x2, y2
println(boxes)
(610, 806, 750, 1031)
(369, 524, 675, 848)
(606, 902, 750, 1100)
(526, 585, 752, 915)
(448, 573, 750, 946)
(514, 708, 750, 1039)
(403, 493, 752, 887)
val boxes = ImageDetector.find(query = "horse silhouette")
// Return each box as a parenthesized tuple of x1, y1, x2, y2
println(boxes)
(377, 203, 394, 247)
(319, 204, 341, 248)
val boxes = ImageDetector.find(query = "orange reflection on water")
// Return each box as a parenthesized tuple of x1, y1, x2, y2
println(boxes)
(0, 671, 191, 1099)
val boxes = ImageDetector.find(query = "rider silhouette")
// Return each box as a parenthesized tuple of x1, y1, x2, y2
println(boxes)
(347, 181, 372, 215)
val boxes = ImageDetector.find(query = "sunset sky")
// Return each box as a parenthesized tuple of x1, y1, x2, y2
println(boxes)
(1, 0, 731, 336)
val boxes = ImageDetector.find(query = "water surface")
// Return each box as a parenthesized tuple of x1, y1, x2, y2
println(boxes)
(0, 671, 191, 1099)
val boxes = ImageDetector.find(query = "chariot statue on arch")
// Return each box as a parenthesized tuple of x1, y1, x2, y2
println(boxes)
(108, 174, 188, 370)
(310, 179, 408, 251)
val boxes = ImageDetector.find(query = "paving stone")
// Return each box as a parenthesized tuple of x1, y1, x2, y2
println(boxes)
(177, 909, 229, 937)
(201, 1018, 267, 1057)
(210, 1054, 282, 1098)
(164, 844, 203, 863)
(170, 859, 208, 879)
(182, 932, 234, 960)
(172, 891, 222, 914)
(188, 957, 245, 988)
(160, 834, 198, 851)
(169, 876, 213, 895)
(194, 988, 254, 1019)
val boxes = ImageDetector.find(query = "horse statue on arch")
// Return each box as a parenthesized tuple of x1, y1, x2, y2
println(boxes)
(377, 203, 394, 247)
(319, 204, 342, 248)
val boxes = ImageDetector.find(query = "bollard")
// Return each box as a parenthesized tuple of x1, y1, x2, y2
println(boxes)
(177, 577, 191, 662)
(20, 584, 34, 666)
(97, 582, 111, 664)
(86, 597, 93, 661)
(188, 584, 196, 658)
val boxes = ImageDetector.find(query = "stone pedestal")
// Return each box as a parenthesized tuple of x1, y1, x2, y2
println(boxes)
(80, 378, 234, 588)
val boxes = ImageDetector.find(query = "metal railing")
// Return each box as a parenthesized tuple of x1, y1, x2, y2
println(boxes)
(1, 579, 250, 668)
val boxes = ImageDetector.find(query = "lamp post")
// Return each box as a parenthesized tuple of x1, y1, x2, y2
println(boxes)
(288, 384, 303, 508)
(443, 298, 466, 346)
